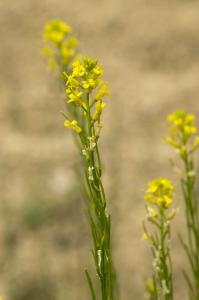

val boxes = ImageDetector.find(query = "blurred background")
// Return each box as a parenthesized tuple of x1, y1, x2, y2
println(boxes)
(1, 0, 199, 299)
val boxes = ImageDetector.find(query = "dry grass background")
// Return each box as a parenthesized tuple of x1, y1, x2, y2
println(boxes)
(1, 0, 199, 299)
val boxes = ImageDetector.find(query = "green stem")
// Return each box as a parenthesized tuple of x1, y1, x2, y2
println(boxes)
(83, 92, 114, 300)
(181, 151, 199, 299)
(159, 208, 172, 300)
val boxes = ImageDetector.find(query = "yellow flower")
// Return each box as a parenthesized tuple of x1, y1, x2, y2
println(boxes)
(92, 101, 106, 121)
(92, 65, 103, 76)
(184, 125, 197, 135)
(64, 120, 82, 133)
(82, 78, 96, 90)
(72, 59, 85, 77)
(67, 90, 84, 106)
(160, 195, 172, 208)
(66, 75, 80, 87)
(94, 84, 110, 101)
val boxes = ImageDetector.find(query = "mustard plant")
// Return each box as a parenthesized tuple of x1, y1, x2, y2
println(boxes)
(62, 56, 116, 300)
(143, 178, 176, 300)
(165, 110, 199, 299)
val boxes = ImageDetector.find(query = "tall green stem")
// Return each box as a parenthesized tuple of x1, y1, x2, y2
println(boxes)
(83, 94, 115, 300)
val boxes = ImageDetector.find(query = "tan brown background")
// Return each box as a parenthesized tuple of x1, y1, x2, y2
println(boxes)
(1, 0, 199, 299)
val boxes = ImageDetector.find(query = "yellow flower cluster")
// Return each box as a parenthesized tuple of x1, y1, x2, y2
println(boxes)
(65, 56, 109, 130)
(144, 178, 174, 209)
(42, 19, 78, 70)
(165, 110, 199, 157)
(143, 178, 176, 246)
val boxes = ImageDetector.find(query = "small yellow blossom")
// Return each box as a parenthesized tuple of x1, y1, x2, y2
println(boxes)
(159, 195, 172, 208)
(67, 90, 84, 106)
(66, 75, 80, 87)
(82, 78, 96, 91)
(92, 65, 103, 76)
(72, 59, 86, 77)
(64, 119, 82, 133)
(94, 85, 110, 101)
(92, 101, 106, 121)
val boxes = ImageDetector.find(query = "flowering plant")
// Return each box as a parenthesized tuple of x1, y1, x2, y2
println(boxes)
(143, 178, 176, 300)
(166, 110, 199, 300)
